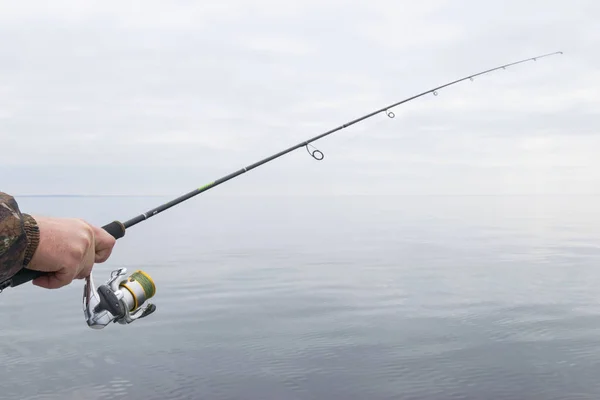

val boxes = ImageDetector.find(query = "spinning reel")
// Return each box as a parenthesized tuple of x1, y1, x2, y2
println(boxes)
(83, 267, 157, 329)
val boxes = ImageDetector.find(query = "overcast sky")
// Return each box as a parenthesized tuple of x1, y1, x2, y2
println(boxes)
(1, 0, 598, 196)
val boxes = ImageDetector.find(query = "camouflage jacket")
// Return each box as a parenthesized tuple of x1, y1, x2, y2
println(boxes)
(0, 192, 39, 284)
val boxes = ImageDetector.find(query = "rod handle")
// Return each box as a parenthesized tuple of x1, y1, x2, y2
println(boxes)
(3, 221, 126, 288)
(102, 221, 126, 239)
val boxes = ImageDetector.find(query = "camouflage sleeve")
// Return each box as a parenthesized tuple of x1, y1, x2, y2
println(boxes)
(0, 192, 40, 283)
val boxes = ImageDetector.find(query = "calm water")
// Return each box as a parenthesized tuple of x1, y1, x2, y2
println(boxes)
(2, 194, 600, 399)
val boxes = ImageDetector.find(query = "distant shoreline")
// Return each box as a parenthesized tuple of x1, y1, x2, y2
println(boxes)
(13, 193, 600, 198)
(15, 194, 168, 198)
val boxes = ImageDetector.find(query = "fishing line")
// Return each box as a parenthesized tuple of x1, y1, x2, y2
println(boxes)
(2, 50, 563, 290)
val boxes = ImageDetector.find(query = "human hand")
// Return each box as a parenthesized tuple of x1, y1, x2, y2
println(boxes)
(26, 216, 117, 289)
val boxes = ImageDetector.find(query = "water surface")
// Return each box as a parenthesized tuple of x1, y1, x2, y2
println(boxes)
(2, 194, 600, 399)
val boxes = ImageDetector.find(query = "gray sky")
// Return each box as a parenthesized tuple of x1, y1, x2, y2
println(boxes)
(1, 0, 598, 196)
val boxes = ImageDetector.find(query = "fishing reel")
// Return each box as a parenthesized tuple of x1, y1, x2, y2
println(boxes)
(83, 267, 157, 329)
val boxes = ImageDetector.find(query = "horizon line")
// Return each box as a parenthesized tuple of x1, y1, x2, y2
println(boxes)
(12, 193, 600, 198)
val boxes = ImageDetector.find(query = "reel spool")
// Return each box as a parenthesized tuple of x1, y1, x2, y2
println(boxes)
(83, 268, 157, 329)
(119, 270, 156, 313)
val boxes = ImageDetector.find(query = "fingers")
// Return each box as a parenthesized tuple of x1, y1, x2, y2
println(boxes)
(42, 254, 94, 284)
(27, 217, 119, 290)
(75, 269, 91, 280)
(71, 224, 117, 281)
(31, 269, 74, 289)
(76, 245, 96, 280)
(91, 225, 117, 263)
(95, 249, 112, 263)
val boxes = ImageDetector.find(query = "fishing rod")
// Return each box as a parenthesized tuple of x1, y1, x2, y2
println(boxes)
(1, 51, 563, 328)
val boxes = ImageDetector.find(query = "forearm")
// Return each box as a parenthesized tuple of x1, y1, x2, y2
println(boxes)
(0, 192, 40, 282)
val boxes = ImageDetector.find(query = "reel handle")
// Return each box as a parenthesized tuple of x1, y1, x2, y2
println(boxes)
(6, 221, 126, 288)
